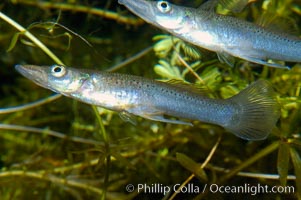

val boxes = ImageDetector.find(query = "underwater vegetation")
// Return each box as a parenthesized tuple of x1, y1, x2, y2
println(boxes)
(0, 0, 300, 199)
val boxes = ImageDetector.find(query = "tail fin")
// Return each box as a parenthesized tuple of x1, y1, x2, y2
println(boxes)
(225, 80, 280, 140)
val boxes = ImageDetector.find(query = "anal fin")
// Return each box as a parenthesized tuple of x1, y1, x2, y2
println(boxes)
(143, 114, 193, 126)
(239, 55, 290, 69)
(129, 106, 193, 126)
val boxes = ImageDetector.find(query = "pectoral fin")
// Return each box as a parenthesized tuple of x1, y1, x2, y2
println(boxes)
(119, 111, 137, 125)
(217, 52, 235, 67)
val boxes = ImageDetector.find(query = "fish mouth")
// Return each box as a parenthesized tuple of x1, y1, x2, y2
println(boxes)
(118, 0, 156, 24)
(15, 64, 49, 88)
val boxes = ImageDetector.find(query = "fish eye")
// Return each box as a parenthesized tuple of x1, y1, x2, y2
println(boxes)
(51, 65, 66, 77)
(157, 1, 172, 13)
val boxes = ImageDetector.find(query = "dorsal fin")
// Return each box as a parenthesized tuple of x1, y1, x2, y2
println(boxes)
(256, 12, 299, 37)
(162, 79, 210, 96)
(198, 0, 219, 11)
(219, 0, 254, 13)
(256, 0, 299, 37)
(199, 0, 254, 13)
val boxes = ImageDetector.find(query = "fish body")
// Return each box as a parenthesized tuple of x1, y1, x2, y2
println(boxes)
(118, 0, 301, 68)
(15, 64, 279, 140)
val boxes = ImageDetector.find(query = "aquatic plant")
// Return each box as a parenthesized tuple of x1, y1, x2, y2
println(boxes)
(0, 0, 300, 199)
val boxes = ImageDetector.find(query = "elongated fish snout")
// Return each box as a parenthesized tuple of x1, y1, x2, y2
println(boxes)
(15, 64, 36, 73)
(118, 0, 146, 7)
(15, 64, 39, 78)
(15, 64, 48, 87)
(15, 64, 33, 77)
(118, 0, 149, 11)
(15, 64, 26, 73)
(118, 0, 155, 24)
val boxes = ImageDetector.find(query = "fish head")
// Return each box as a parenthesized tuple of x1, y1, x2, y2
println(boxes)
(119, 0, 187, 30)
(15, 64, 90, 94)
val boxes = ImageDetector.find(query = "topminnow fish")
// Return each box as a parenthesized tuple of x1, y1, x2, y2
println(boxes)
(15, 64, 280, 140)
(118, 0, 301, 69)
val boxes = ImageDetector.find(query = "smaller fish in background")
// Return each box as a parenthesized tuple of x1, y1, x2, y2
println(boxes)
(15, 64, 280, 140)
(118, 0, 301, 69)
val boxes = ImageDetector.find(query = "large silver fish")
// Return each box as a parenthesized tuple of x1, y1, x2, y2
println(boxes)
(15, 64, 280, 140)
(118, 0, 301, 69)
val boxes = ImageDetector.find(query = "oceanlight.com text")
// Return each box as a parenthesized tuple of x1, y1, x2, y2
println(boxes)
(125, 183, 295, 196)
(209, 183, 294, 196)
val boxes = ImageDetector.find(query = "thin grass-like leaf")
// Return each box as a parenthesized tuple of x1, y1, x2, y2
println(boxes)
(176, 153, 208, 182)
(6, 32, 21, 52)
(290, 148, 301, 199)
(277, 141, 290, 186)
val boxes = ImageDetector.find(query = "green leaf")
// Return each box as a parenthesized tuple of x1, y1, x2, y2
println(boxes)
(176, 153, 208, 182)
(111, 151, 135, 170)
(154, 59, 183, 80)
(289, 138, 301, 150)
(290, 148, 301, 199)
(153, 35, 175, 58)
(179, 42, 202, 60)
(6, 32, 21, 52)
(277, 142, 290, 186)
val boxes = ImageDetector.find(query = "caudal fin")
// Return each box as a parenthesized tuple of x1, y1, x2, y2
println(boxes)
(225, 80, 280, 140)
